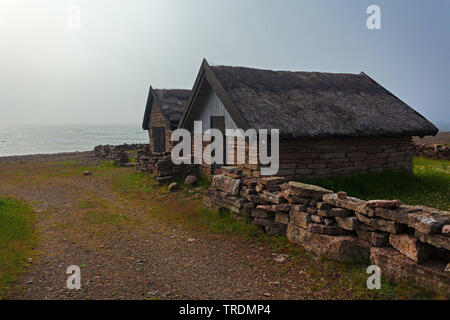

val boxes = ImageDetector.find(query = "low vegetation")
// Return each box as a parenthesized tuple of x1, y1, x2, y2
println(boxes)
(1, 156, 447, 299)
(303, 157, 450, 210)
(108, 164, 444, 299)
(0, 197, 37, 298)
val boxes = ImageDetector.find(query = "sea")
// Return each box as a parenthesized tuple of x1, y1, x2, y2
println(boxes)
(0, 122, 448, 158)
(0, 123, 148, 157)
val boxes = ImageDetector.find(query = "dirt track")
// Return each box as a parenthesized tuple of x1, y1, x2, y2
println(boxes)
(0, 152, 341, 300)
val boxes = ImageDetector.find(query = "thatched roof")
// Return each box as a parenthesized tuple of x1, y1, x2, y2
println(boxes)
(142, 87, 191, 130)
(179, 60, 438, 138)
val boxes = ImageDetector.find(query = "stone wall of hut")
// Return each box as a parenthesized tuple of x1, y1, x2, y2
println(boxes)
(148, 102, 174, 153)
(276, 136, 415, 178)
(192, 135, 415, 178)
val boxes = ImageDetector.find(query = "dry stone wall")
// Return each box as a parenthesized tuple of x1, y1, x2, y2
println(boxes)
(415, 144, 450, 160)
(136, 145, 193, 182)
(94, 143, 146, 164)
(205, 166, 450, 291)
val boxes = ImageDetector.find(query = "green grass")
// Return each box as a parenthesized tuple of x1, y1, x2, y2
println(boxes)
(82, 209, 129, 225)
(98, 161, 449, 299)
(0, 197, 37, 298)
(302, 157, 450, 210)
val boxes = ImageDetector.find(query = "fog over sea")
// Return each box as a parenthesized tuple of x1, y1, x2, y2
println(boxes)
(0, 124, 148, 157)
(0, 122, 449, 158)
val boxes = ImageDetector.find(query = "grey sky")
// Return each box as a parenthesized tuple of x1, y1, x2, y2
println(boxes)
(0, 0, 449, 128)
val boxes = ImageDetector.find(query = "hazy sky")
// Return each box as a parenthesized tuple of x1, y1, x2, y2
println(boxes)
(0, 0, 449, 128)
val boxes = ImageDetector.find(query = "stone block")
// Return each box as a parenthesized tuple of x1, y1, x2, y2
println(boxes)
(287, 224, 370, 262)
(306, 207, 318, 215)
(323, 193, 366, 211)
(375, 205, 450, 235)
(288, 182, 333, 199)
(366, 199, 402, 209)
(443, 225, 450, 236)
(336, 216, 358, 231)
(259, 176, 287, 186)
(275, 212, 289, 225)
(307, 223, 350, 236)
(290, 211, 310, 229)
(259, 191, 287, 205)
(310, 215, 325, 224)
(355, 212, 405, 234)
(370, 247, 450, 291)
(210, 174, 241, 196)
(357, 230, 389, 247)
(389, 234, 434, 264)
(415, 231, 450, 251)
(251, 208, 274, 219)
(318, 207, 353, 218)
(316, 202, 334, 210)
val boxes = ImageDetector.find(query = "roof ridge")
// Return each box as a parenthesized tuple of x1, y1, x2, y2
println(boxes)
(211, 64, 361, 76)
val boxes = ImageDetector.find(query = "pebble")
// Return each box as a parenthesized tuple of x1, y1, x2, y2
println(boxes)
(274, 254, 287, 263)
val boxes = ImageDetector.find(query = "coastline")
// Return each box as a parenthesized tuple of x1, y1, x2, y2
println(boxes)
(0, 150, 96, 164)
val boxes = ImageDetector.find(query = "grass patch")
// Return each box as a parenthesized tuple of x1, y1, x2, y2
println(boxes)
(113, 171, 158, 195)
(0, 197, 37, 298)
(302, 157, 450, 210)
(107, 162, 447, 299)
(82, 209, 129, 225)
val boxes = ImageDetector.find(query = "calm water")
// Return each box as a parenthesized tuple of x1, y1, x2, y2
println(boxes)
(0, 124, 148, 157)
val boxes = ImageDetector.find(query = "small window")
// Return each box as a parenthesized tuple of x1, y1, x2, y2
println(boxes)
(152, 127, 166, 153)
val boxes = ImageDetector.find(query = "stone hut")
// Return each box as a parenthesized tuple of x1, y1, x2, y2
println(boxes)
(179, 59, 438, 177)
(142, 87, 191, 153)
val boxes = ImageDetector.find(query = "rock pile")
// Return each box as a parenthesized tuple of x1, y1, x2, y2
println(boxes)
(136, 146, 192, 182)
(415, 144, 450, 160)
(205, 168, 450, 290)
(94, 143, 145, 164)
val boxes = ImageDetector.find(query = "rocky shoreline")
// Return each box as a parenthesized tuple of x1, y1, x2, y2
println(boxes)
(0, 150, 96, 164)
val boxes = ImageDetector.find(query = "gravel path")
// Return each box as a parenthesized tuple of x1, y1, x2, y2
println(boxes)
(0, 152, 351, 300)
